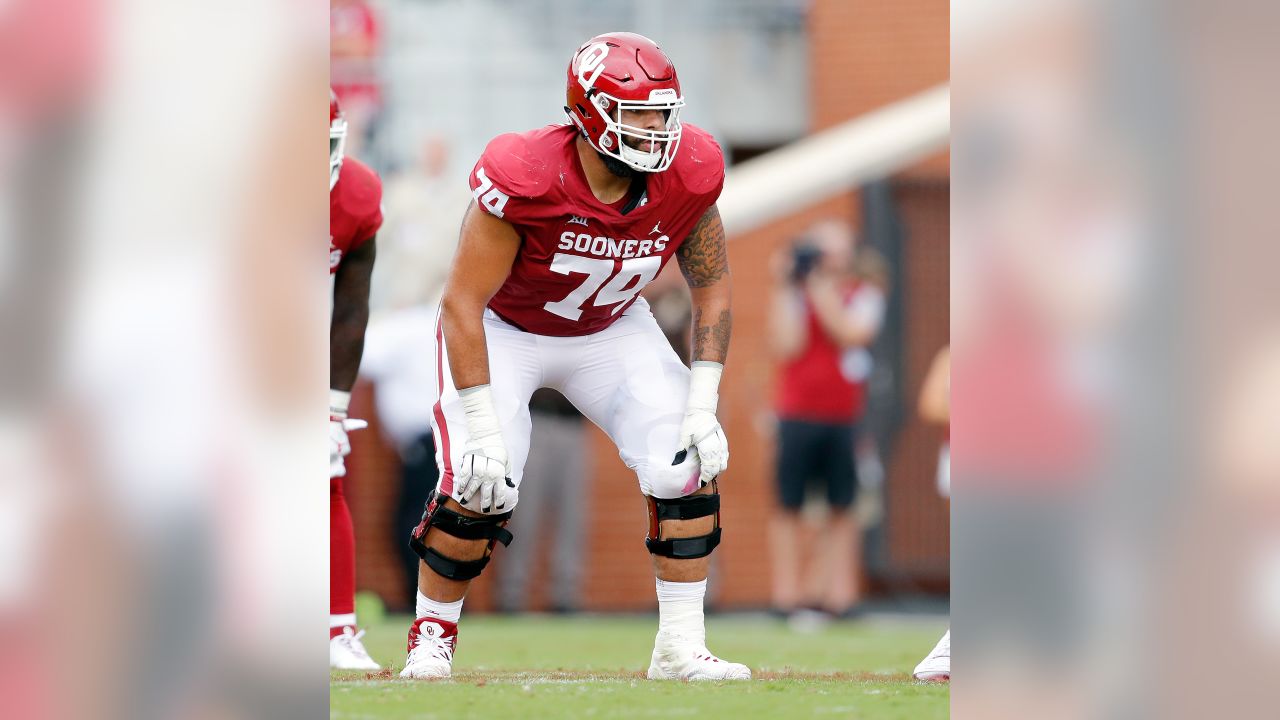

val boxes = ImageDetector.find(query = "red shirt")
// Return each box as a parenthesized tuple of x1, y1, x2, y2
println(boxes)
(468, 123, 724, 337)
(774, 283, 870, 423)
(330, 157, 383, 274)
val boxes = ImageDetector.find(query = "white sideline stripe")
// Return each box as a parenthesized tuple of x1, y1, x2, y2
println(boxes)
(718, 84, 951, 237)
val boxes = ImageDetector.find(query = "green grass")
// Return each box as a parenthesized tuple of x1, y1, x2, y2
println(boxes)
(331, 613, 948, 719)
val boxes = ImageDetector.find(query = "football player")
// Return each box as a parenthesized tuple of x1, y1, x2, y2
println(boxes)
(329, 89, 382, 670)
(401, 32, 748, 681)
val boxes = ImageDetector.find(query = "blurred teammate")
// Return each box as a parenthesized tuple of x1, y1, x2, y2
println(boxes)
(330, 0, 382, 161)
(401, 32, 747, 681)
(329, 90, 382, 670)
(913, 345, 950, 681)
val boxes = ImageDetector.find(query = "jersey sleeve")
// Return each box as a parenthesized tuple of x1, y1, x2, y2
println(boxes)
(467, 132, 555, 223)
(346, 160, 383, 251)
(674, 125, 726, 214)
(357, 201, 383, 246)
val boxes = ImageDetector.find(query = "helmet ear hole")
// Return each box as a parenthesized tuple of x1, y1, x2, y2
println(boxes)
(575, 103, 591, 119)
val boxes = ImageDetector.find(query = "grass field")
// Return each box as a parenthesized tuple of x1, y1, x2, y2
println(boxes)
(331, 611, 949, 719)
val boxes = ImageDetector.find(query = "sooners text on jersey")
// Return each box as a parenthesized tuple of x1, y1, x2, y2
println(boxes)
(468, 123, 724, 336)
(330, 156, 383, 274)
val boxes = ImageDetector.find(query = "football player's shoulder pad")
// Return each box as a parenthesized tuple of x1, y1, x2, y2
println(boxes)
(337, 156, 383, 215)
(670, 123, 725, 198)
(477, 125, 569, 201)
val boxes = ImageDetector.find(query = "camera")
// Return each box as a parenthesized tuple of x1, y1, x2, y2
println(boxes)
(790, 241, 823, 283)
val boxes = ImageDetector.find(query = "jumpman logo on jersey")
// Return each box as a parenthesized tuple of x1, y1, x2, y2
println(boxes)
(649, 221, 663, 236)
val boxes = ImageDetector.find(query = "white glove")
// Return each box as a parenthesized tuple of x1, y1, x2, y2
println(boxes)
(330, 390, 368, 478)
(453, 385, 517, 514)
(677, 362, 729, 486)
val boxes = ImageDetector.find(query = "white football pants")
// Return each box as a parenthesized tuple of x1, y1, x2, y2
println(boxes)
(431, 298, 704, 513)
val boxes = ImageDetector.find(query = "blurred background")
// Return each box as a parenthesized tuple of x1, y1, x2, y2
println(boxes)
(334, 0, 950, 618)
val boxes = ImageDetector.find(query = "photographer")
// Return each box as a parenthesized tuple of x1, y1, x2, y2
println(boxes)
(768, 220, 887, 625)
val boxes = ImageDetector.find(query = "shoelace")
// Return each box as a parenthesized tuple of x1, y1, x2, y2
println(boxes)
(410, 626, 455, 664)
(336, 629, 374, 662)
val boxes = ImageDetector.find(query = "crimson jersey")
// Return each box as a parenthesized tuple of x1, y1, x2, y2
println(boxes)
(468, 123, 724, 336)
(330, 157, 382, 274)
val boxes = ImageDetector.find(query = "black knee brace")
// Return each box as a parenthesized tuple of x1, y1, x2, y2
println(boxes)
(645, 482, 722, 559)
(409, 491, 513, 581)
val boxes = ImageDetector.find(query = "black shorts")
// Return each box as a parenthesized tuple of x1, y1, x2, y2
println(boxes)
(775, 419, 858, 510)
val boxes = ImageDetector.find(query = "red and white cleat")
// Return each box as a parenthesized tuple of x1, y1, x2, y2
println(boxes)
(399, 617, 458, 679)
(913, 630, 950, 682)
(329, 626, 381, 671)
(646, 633, 751, 680)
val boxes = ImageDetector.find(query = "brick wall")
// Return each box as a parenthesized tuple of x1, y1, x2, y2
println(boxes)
(811, 0, 950, 178)
(884, 179, 950, 578)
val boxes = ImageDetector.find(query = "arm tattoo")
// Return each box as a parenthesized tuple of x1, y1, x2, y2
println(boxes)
(692, 307, 732, 364)
(676, 205, 729, 288)
(679, 204, 732, 363)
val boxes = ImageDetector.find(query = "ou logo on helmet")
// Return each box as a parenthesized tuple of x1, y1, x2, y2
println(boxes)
(577, 42, 610, 92)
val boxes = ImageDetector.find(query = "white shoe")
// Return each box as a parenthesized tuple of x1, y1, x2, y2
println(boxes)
(913, 630, 950, 681)
(646, 633, 751, 681)
(330, 627, 381, 671)
(399, 617, 457, 679)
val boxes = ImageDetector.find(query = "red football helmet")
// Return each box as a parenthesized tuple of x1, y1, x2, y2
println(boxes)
(330, 89, 348, 191)
(564, 32, 684, 173)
